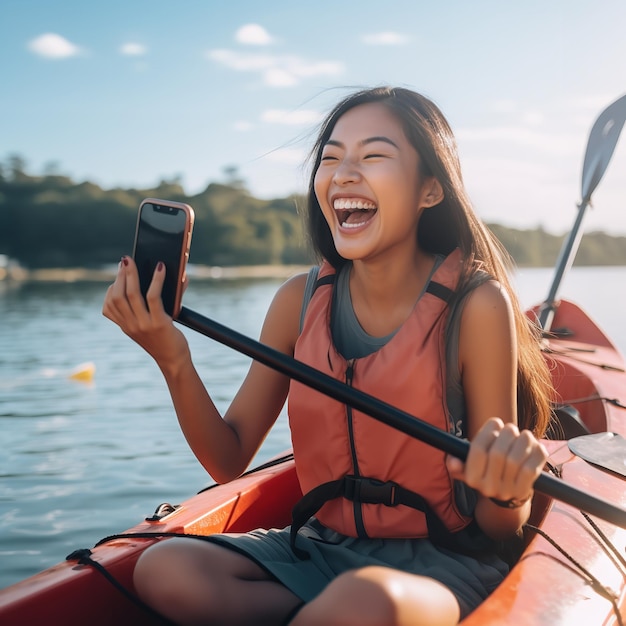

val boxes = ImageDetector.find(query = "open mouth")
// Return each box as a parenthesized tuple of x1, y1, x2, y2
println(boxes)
(333, 198, 378, 228)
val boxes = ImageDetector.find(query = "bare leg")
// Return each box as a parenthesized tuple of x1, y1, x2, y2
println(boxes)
(133, 537, 303, 626)
(291, 566, 461, 626)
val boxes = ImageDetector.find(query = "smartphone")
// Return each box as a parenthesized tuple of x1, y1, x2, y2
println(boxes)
(132, 198, 194, 318)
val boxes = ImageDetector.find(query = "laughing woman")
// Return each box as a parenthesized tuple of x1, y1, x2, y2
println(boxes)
(103, 86, 553, 626)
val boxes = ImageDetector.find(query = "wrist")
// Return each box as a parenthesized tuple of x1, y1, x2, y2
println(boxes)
(158, 347, 193, 381)
(490, 492, 533, 509)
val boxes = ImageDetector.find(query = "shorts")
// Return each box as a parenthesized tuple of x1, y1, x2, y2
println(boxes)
(206, 519, 509, 619)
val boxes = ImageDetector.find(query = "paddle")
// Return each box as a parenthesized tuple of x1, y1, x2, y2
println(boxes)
(176, 306, 626, 529)
(538, 93, 626, 332)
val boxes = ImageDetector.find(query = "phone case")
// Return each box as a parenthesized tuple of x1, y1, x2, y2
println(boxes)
(132, 198, 195, 317)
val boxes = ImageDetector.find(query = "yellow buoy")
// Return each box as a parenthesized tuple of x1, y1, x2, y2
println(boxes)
(68, 362, 96, 382)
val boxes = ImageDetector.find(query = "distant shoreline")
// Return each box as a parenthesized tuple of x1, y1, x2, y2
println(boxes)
(2, 262, 626, 284)
(0, 264, 312, 283)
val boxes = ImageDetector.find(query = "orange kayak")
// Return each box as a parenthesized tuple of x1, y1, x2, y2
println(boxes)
(1, 298, 625, 625)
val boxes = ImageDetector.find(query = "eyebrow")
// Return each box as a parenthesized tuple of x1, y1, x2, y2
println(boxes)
(324, 136, 400, 149)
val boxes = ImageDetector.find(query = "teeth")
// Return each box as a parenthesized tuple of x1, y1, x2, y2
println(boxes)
(333, 198, 377, 210)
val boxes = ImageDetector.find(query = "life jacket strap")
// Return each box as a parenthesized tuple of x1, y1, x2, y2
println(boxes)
(290, 475, 452, 560)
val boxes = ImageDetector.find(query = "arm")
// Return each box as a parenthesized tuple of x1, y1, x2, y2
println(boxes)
(102, 256, 306, 483)
(446, 281, 547, 540)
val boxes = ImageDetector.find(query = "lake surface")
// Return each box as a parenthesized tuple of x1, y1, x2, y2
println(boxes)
(1, 266, 625, 590)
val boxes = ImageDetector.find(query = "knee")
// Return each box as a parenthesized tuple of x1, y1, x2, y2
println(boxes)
(133, 538, 220, 616)
(133, 539, 188, 605)
(334, 567, 398, 617)
(292, 567, 460, 626)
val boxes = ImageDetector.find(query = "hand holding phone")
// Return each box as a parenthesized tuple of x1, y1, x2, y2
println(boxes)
(132, 198, 194, 318)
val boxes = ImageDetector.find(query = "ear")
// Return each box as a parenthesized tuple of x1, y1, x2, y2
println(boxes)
(421, 177, 444, 208)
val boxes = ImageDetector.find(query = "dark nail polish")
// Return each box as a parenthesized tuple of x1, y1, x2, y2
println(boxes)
(157, 261, 164, 271)
(122, 257, 129, 266)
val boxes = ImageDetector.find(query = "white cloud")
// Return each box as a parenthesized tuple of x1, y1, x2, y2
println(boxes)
(207, 49, 344, 87)
(488, 100, 544, 126)
(521, 110, 545, 126)
(28, 33, 81, 59)
(261, 109, 322, 125)
(120, 43, 147, 56)
(208, 49, 273, 71)
(235, 24, 273, 45)
(567, 94, 619, 112)
(288, 59, 344, 78)
(233, 120, 254, 131)
(264, 67, 298, 87)
(361, 31, 409, 46)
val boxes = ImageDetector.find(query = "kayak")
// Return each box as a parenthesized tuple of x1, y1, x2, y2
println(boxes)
(2, 95, 626, 625)
(0, 297, 624, 625)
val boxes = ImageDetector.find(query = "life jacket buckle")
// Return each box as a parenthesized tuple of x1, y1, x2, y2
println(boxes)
(343, 475, 399, 507)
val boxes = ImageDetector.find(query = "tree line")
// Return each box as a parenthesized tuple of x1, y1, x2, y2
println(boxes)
(0, 157, 309, 269)
(1, 156, 625, 269)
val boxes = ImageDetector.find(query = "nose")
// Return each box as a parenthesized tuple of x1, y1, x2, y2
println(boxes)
(332, 159, 361, 185)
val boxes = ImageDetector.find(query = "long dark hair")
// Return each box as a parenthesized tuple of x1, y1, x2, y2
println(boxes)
(304, 86, 553, 436)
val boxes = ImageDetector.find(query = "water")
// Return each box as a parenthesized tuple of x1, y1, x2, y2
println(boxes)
(1, 267, 625, 590)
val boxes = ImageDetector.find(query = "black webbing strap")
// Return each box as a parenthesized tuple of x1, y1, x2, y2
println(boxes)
(290, 481, 343, 559)
(65, 548, 176, 625)
(315, 273, 335, 289)
(425, 280, 454, 303)
(290, 475, 452, 559)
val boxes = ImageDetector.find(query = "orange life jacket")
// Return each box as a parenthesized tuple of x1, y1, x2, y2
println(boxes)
(288, 249, 473, 549)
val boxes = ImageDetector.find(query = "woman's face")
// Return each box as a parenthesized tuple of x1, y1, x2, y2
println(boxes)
(314, 102, 437, 263)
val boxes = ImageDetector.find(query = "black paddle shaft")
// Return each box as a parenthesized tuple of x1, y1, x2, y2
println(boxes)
(177, 306, 626, 529)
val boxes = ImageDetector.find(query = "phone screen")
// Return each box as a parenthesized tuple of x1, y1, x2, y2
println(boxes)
(134, 202, 188, 316)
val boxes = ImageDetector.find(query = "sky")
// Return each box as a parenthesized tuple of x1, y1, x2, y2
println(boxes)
(2, 0, 626, 235)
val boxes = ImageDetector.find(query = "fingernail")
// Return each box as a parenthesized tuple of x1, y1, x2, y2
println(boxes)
(157, 261, 164, 271)
(121, 256, 129, 266)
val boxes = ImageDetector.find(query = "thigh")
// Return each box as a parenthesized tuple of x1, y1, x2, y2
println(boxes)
(135, 536, 272, 583)
(134, 537, 303, 625)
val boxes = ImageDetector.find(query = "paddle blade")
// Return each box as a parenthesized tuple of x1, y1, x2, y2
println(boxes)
(581, 93, 626, 203)
(568, 432, 626, 478)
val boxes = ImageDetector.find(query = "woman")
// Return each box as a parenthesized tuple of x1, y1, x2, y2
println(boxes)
(103, 86, 553, 625)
